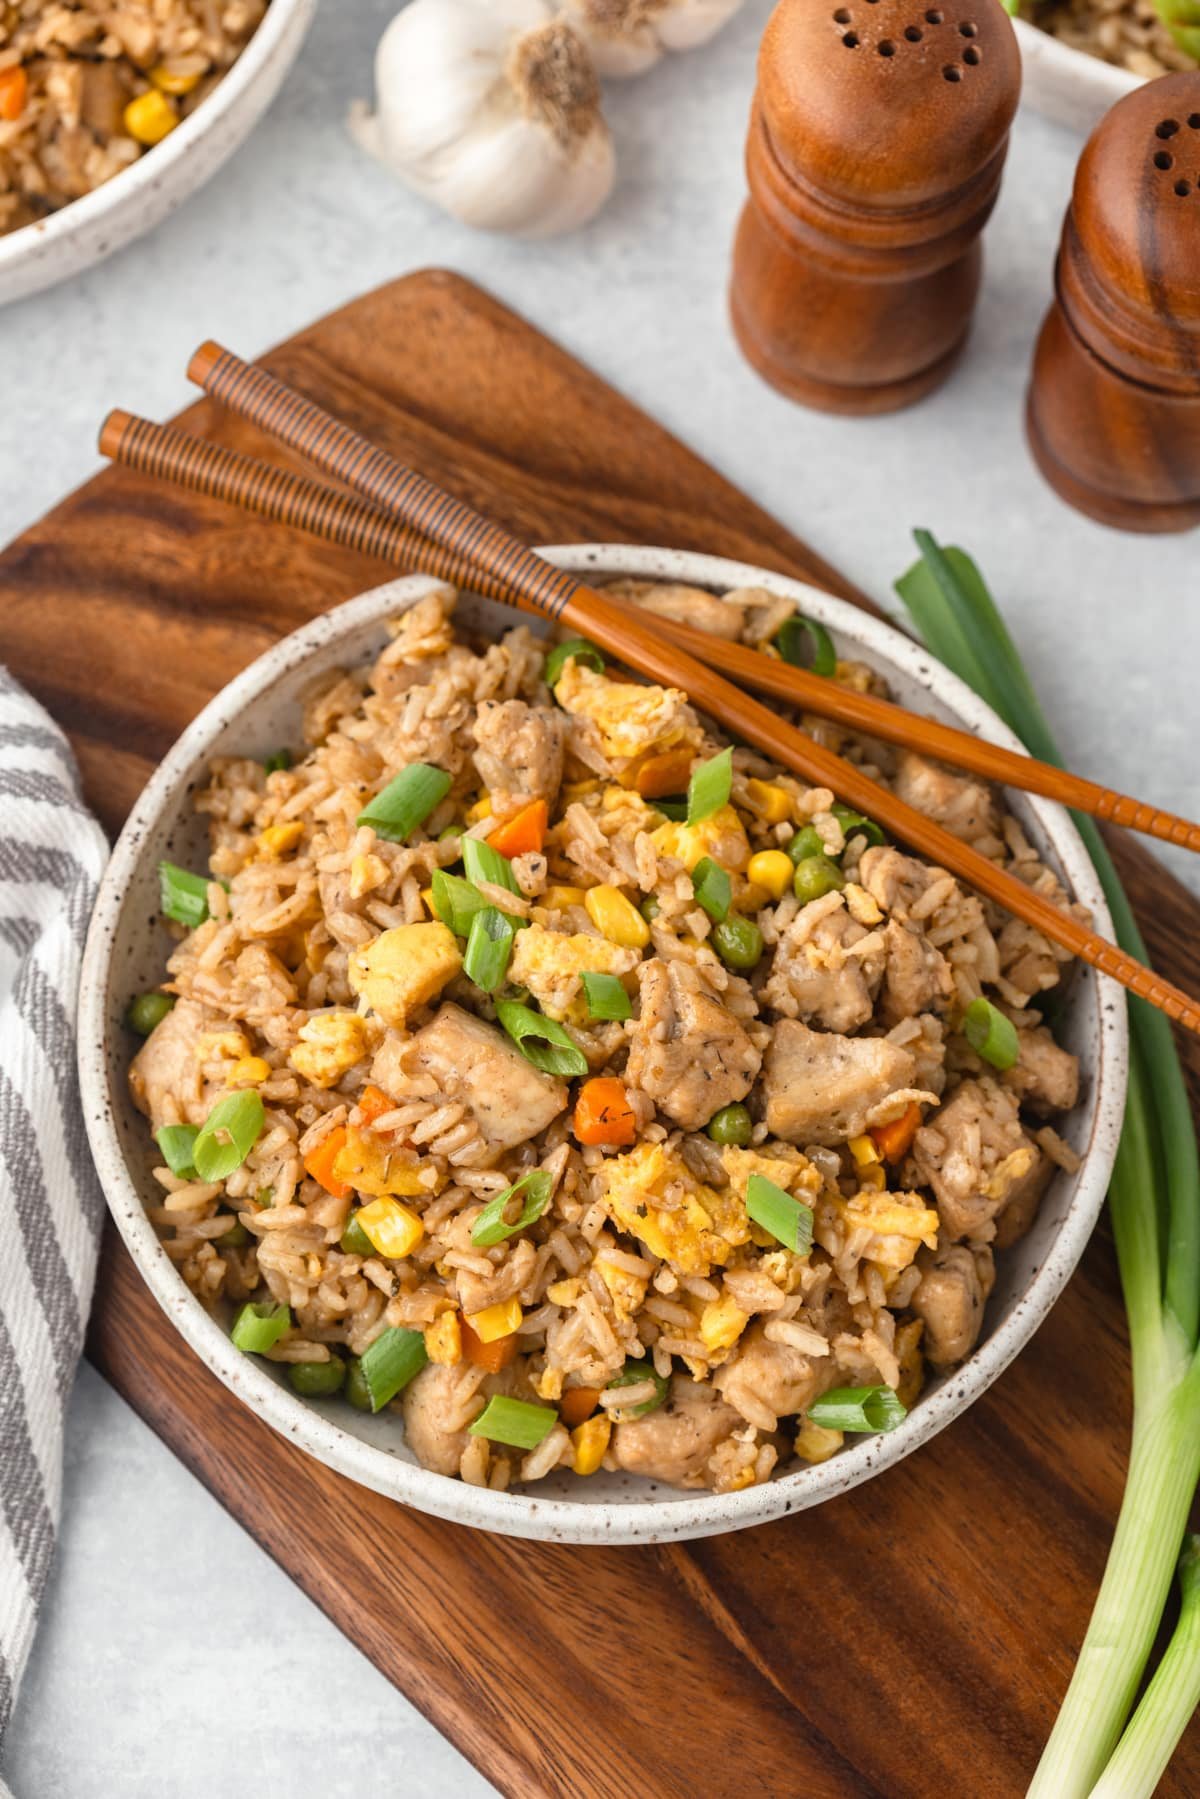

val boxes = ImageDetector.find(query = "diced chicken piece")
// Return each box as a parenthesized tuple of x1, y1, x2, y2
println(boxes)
(993, 1147, 1054, 1249)
(761, 1019, 917, 1146)
(714, 1319, 842, 1431)
(763, 896, 885, 1034)
(400, 1360, 514, 1476)
(1004, 1023, 1081, 1118)
(910, 1243, 995, 1365)
(471, 698, 566, 810)
(609, 1375, 743, 1489)
(597, 1141, 749, 1277)
(606, 578, 746, 643)
(892, 749, 1000, 847)
(878, 918, 953, 1026)
(289, 1009, 370, 1089)
(649, 805, 750, 874)
(406, 1003, 568, 1156)
(912, 1077, 1042, 1241)
(625, 957, 761, 1130)
(509, 923, 638, 1025)
(348, 923, 462, 1029)
(553, 660, 701, 775)
(129, 997, 221, 1129)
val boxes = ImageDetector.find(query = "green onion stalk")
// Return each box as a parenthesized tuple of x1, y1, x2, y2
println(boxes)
(1154, 0, 1200, 60)
(895, 531, 1200, 1799)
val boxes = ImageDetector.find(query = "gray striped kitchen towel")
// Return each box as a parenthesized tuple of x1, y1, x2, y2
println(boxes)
(0, 668, 108, 1750)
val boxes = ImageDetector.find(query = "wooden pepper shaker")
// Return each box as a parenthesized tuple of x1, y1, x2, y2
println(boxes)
(1026, 72, 1200, 533)
(729, 0, 1020, 414)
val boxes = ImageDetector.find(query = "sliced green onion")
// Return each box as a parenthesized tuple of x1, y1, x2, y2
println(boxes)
(158, 861, 212, 929)
(808, 1385, 908, 1434)
(360, 1326, 428, 1412)
(464, 907, 515, 994)
(545, 637, 604, 687)
(963, 997, 1020, 1071)
(471, 1169, 554, 1248)
(686, 746, 733, 826)
(340, 1213, 374, 1256)
(231, 1301, 291, 1354)
(776, 614, 837, 678)
(468, 1394, 558, 1449)
(581, 971, 632, 1021)
(193, 1090, 264, 1183)
(357, 763, 451, 844)
(691, 857, 731, 923)
(263, 748, 292, 775)
(652, 797, 688, 822)
(462, 834, 520, 895)
(831, 803, 886, 849)
(344, 1358, 372, 1412)
(746, 1172, 813, 1255)
(431, 870, 522, 938)
(495, 1001, 589, 1078)
(155, 1123, 199, 1178)
(126, 991, 174, 1036)
(288, 1358, 346, 1398)
(606, 1360, 669, 1418)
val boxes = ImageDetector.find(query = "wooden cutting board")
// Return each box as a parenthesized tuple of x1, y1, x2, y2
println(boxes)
(3, 269, 1196, 1798)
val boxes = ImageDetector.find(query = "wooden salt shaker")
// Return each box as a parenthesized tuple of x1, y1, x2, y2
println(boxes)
(1026, 72, 1200, 532)
(729, 0, 1021, 414)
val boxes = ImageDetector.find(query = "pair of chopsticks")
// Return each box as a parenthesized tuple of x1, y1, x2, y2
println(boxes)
(98, 344, 1200, 1039)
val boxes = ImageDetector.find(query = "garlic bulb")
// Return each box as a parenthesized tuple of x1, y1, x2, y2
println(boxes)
(350, 0, 615, 238)
(561, 0, 746, 78)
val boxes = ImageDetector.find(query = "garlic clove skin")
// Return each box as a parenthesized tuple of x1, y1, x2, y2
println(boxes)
(562, 0, 746, 78)
(351, 0, 615, 239)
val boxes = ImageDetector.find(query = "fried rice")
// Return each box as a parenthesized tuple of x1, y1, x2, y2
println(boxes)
(127, 578, 1085, 1495)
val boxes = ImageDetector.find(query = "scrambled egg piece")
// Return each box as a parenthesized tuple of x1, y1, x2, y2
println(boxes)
(290, 1011, 369, 1089)
(554, 662, 700, 768)
(841, 1188, 939, 1272)
(720, 1144, 822, 1204)
(698, 1291, 749, 1357)
(595, 1254, 649, 1323)
(332, 1123, 440, 1198)
(984, 1145, 1040, 1204)
(348, 922, 462, 1028)
(597, 1141, 749, 1277)
(509, 924, 639, 1024)
(649, 804, 751, 875)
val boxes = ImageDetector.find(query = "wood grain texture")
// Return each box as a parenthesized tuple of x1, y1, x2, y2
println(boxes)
(2, 268, 1197, 1796)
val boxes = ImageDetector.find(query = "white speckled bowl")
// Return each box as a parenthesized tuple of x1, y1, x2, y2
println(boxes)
(1014, 17, 1140, 134)
(78, 547, 1127, 1544)
(0, 0, 316, 308)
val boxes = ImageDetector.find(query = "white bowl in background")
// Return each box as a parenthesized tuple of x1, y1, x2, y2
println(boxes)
(0, 0, 316, 308)
(78, 546, 1128, 1544)
(1015, 16, 1140, 133)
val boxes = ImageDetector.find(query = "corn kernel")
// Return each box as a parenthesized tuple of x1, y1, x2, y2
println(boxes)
(699, 1292, 749, 1356)
(424, 1310, 462, 1365)
(420, 887, 436, 916)
(571, 1414, 611, 1476)
(794, 1418, 844, 1464)
(226, 1055, 270, 1089)
(150, 62, 203, 95)
(847, 1134, 881, 1167)
(543, 885, 588, 909)
(746, 779, 793, 825)
(465, 794, 492, 824)
(355, 1196, 424, 1260)
(349, 851, 388, 899)
(258, 821, 304, 858)
(746, 849, 794, 901)
(466, 1295, 523, 1343)
(123, 88, 179, 146)
(584, 883, 650, 950)
(859, 1164, 888, 1192)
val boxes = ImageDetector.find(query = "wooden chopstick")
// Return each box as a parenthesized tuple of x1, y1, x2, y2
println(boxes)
(97, 409, 1200, 859)
(118, 342, 1200, 1037)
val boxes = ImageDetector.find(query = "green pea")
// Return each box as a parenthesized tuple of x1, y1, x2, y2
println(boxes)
(288, 1358, 346, 1398)
(217, 1220, 249, 1249)
(707, 1103, 753, 1147)
(786, 826, 825, 866)
(640, 894, 661, 922)
(712, 915, 764, 970)
(340, 1214, 374, 1257)
(345, 1357, 372, 1412)
(793, 855, 846, 905)
(126, 991, 175, 1036)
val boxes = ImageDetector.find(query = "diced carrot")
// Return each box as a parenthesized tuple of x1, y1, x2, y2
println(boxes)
(558, 1386, 602, 1428)
(461, 1314, 519, 1372)
(488, 798, 548, 859)
(870, 1102, 923, 1165)
(634, 748, 693, 800)
(304, 1125, 351, 1199)
(0, 67, 28, 123)
(573, 1076, 638, 1148)
(356, 1083, 394, 1127)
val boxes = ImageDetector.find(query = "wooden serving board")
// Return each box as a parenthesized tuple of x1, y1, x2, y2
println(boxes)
(3, 270, 1197, 1797)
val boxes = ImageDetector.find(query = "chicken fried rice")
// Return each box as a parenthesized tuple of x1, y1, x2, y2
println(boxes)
(128, 578, 1084, 1495)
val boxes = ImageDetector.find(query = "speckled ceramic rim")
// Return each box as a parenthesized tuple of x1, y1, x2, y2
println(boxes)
(79, 546, 1128, 1545)
(1014, 18, 1139, 135)
(0, 0, 316, 308)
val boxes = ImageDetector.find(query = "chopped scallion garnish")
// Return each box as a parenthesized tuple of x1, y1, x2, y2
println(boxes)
(776, 614, 837, 677)
(231, 1301, 291, 1354)
(652, 797, 689, 822)
(963, 996, 1020, 1071)
(471, 1169, 554, 1248)
(581, 971, 632, 1022)
(808, 1385, 907, 1434)
(746, 1173, 813, 1255)
(691, 856, 731, 923)
(468, 1395, 558, 1449)
(155, 1123, 199, 1178)
(494, 1001, 589, 1079)
(545, 637, 604, 687)
(431, 870, 522, 938)
(158, 861, 212, 929)
(192, 1090, 264, 1183)
(464, 906, 515, 994)
(340, 1213, 374, 1256)
(360, 1326, 428, 1412)
(462, 834, 520, 895)
(357, 763, 451, 844)
(831, 803, 886, 848)
(686, 746, 733, 826)
(606, 1360, 669, 1419)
